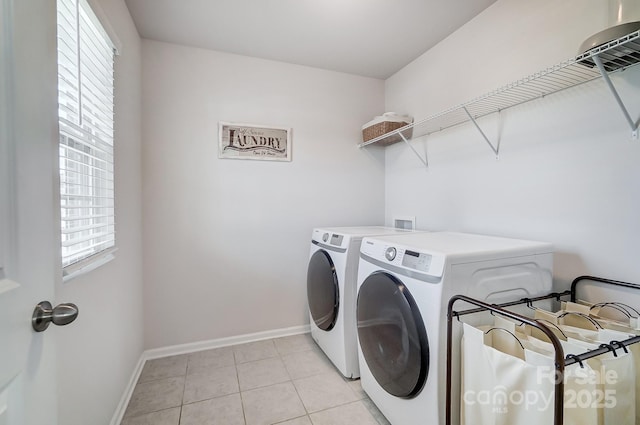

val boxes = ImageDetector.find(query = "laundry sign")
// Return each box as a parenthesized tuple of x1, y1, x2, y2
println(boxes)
(218, 122, 292, 161)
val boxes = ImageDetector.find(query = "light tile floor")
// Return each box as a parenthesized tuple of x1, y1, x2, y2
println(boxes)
(120, 333, 391, 425)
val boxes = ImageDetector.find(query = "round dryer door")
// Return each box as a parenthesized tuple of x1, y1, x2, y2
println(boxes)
(357, 271, 429, 398)
(307, 249, 339, 331)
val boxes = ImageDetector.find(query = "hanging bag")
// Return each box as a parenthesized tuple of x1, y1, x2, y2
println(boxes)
(495, 316, 600, 425)
(558, 300, 640, 424)
(524, 342, 599, 425)
(461, 322, 558, 425)
(533, 307, 637, 424)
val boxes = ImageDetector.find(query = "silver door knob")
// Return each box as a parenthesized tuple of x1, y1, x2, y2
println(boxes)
(32, 301, 79, 332)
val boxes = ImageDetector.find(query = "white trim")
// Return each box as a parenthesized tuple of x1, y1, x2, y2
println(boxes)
(82, 0, 122, 55)
(108, 354, 145, 425)
(0, 0, 16, 288)
(145, 324, 310, 360)
(109, 324, 311, 424)
(62, 247, 117, 282)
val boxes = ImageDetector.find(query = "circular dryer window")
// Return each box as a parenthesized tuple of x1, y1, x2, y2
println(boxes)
(357, 271, 429, 398)
(307, 250, 339, 331)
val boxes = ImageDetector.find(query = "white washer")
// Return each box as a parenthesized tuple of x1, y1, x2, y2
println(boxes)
(307, 226, 420, 378)
(356, 232, 553, 425)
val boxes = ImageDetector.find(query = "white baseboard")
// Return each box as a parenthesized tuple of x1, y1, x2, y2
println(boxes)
(109, 354, 146, 425)
(109, 324, 310, 424)
(145, 324, 310, 360)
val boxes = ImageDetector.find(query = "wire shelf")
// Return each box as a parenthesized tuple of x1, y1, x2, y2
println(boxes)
(358, 30, 640, 149)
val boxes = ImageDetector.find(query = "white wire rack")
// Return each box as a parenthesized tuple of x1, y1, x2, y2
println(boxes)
(358, 29, 640, 155)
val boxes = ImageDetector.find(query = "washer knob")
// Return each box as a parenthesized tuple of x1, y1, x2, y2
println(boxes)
(322, 233, 329, 242)
(385, 247, 397, 261)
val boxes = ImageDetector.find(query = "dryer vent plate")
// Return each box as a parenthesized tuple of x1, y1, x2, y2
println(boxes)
(394, 216, 415, 230)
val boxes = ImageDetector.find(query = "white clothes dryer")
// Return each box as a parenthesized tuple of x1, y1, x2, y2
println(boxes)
(356, 232, 553, 425)
(307, 226, 420, 379)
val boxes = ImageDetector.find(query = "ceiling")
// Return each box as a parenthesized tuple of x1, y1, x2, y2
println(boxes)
(124, 0, 497, 79)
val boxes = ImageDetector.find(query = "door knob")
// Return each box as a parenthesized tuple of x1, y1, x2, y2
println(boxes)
(32, 301, 79, 332)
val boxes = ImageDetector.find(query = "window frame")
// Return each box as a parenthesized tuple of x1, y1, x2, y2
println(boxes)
(56, 0, 119, 281)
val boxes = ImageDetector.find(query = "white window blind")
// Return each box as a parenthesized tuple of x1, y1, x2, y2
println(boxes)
(57, 0, 115, 269)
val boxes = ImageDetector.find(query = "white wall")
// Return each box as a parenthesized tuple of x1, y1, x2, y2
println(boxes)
(385, 0, 640, 287)
(141, 40, 385, 349)
(55, 0, 143, 424)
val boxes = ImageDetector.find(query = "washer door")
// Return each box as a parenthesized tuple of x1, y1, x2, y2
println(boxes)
(307, 249, 339, 331)
(357, 271, 429, 398)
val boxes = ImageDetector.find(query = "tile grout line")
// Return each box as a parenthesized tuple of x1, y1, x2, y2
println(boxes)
(283, 342, 369, 422)
(278, 341, 316, 425)
(233, 351, 249, 425)
(178, 355, 189, 424)
(285, 350, 311, 420)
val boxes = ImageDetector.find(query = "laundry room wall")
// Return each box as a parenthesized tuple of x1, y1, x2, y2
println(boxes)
(384, 0, 640, 288)
(54, 0, 144, 424)
(141, 40, 385, 349)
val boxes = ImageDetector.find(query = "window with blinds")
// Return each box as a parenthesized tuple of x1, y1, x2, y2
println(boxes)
(57, 0, 116, 269)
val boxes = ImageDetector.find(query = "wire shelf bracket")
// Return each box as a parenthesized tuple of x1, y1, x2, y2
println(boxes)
(399, 132, 428, 167)
(592, 54, 639, 140)
(462, 106, 499, 157)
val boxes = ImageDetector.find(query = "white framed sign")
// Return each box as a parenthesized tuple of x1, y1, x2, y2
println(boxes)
(218, 122, 292, 161)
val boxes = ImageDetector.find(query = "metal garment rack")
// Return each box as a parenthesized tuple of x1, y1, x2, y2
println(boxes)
(445, 275, 640, 425)
(359, 30, 640, 166)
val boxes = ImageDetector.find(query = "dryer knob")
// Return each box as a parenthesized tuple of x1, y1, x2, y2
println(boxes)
(385, 247, 397, 261)
(322, 233, 329, 242)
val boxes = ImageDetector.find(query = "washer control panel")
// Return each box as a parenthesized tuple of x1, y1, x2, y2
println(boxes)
(401, 249, 432, 272)
(360, 238, 445, 278)
(385, 247, 397, 261)
(312, 229, 347, 249)
(330, 234, 344, 246)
